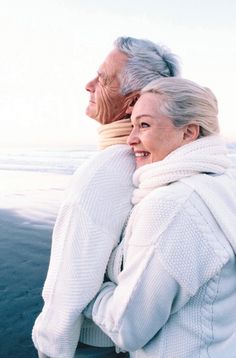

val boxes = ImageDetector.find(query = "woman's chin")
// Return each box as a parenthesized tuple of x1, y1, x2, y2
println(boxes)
(135, 158, 150, 168)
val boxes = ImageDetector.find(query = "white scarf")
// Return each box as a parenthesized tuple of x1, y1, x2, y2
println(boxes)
(132, 135, 236, 253)
(98, 118, 132, 149)
(132, 135, 231, 205)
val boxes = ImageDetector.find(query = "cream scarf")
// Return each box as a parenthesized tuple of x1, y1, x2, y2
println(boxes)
(98, 118, 132, 149)
(132, 135, 231, 205)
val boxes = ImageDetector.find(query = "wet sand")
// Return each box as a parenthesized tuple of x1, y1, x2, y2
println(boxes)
(0, 209, 53, 357)
(0, 170, 70, 358)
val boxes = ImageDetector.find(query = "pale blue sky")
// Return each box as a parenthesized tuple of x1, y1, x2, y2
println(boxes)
(0, 0, 236, 147)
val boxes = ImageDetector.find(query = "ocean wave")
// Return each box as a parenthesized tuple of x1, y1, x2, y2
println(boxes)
(0, 146, 98, 174)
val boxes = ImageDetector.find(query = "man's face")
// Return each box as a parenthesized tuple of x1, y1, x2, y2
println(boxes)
(85, 49, 131, 124)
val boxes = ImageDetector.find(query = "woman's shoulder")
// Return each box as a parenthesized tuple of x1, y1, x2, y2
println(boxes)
(132, 181, 194, 233)
(128, 182, 194, 246)
(140, 180, 193, 210)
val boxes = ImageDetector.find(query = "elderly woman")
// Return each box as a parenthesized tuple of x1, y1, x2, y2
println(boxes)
(85, 78, 236, 357)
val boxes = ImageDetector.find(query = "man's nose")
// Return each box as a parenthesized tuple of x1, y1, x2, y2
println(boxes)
(85, 77, 97, 92)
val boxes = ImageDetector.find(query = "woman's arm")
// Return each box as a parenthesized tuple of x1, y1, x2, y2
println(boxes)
(88, 194, 225, 352)
(89, 242, 189, 352)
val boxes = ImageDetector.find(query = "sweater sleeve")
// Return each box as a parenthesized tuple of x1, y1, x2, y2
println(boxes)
(90, 244, 188, 352)
(32, 203, 118, 358)
(89, 195, 227, 352)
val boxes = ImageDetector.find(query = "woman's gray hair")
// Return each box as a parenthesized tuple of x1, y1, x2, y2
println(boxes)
(142, 77, 219, 137)
(114, 36, 180, 95)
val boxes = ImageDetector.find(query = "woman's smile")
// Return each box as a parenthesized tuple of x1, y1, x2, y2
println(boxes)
(133, 150, 150, 164)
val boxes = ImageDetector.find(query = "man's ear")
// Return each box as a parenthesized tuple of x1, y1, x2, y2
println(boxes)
(125, 91, 140, 115)
(183, 123, 200, 143)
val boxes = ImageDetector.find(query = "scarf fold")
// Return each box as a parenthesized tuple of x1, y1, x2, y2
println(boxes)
(98, 118, 132, 149)
(132, 135, 236, 253)
(132, 135, 231, 205)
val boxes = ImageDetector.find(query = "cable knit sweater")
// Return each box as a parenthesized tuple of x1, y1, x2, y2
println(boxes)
(87, 136, 236, 357)
(32, 144, 135, 358)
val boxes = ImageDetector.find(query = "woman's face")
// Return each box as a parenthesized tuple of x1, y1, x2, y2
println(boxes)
(128, 92, 186, 168)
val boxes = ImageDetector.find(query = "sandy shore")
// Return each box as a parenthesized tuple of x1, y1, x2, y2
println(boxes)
(0, 208, 53, 358)
(0, 209, 52, 358)
(0, 170, 70, 358)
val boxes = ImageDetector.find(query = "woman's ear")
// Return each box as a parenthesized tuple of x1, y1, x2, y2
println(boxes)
(183, 123, 200, 143)
(125, 91, 140, 115)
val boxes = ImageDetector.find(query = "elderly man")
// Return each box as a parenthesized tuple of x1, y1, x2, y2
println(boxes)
(32, 36, 180, 358)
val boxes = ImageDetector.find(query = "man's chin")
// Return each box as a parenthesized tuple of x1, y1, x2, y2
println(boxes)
(85, 107, 96, 120)
(85, 107, 110, 124)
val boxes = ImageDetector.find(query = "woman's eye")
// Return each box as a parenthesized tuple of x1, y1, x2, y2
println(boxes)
(140, 122, 150, 128)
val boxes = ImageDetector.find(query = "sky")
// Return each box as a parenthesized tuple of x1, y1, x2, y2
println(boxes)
(0, 0, 236, 148)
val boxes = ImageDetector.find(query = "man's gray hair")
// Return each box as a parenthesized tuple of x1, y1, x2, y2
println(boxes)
(114, 36, 180, 95)
(142, 77, 219, 137)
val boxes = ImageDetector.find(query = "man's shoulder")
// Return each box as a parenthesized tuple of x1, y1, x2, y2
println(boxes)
(76, 144, 135, 176)
(98, 144, 134, 161)
(68, 145, 135, 196)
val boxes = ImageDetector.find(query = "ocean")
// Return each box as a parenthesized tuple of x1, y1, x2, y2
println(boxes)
(0, 144, 235, 358)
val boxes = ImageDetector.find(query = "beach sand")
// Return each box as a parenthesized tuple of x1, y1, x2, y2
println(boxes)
(0, 209, 53, 357)
(0, 170, 70, 358)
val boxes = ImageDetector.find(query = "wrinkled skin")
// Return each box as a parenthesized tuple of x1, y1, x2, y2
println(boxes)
(85, 49, 138, 124)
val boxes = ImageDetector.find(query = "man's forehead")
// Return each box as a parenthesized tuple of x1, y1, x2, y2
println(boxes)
(97, 53, 126, 83)
(110, 49, 128, 65)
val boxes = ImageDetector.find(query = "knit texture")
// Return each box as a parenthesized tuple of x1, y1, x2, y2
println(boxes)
(132, 135, 230, 204)
(98, 118, 132, 149)
(32, 145, 135, 358)
(87, 136, 236, 357)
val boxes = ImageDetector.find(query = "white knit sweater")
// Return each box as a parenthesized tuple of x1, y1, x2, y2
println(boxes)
(88, 136, 236, 357)
(32, 144, 135, 358)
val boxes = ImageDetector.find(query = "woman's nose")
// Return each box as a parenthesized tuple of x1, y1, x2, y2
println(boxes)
(85, 77, 97, 92)
(127, 127, 140, 146)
